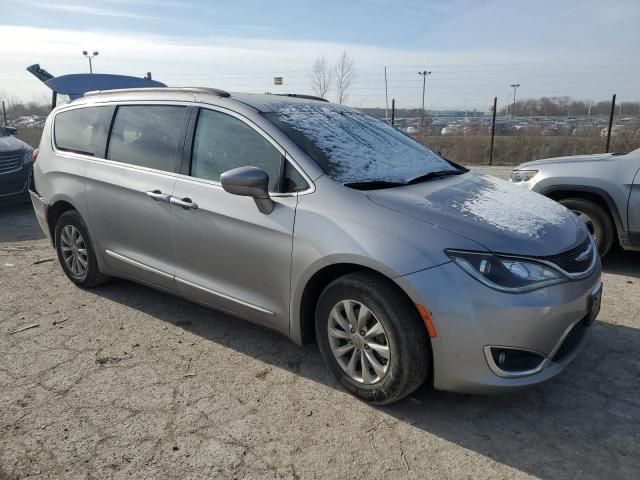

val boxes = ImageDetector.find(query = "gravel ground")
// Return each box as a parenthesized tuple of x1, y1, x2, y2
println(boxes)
(1, 201, 639, 480)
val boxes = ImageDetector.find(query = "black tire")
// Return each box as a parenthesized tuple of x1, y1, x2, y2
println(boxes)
(54, 210, 109, 288)
(315, 271, 430, 404)
(559, 198, 614, 257)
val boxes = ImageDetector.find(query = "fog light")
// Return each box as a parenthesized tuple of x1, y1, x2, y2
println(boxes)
(489, 347, 544, 373)
(497, 350, 506, 367)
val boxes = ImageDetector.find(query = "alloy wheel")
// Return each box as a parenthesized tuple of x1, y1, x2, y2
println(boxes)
(327, 299, 391, 384)
(60, 225, 88, 278)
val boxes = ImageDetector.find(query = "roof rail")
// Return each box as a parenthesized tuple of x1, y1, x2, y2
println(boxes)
(83, 86, 231, 98)
(272, 93, 329, 103)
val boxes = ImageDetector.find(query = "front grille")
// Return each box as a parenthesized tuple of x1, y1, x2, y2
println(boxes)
(0, 151, 23, 174)
(553, 317, 588, 362)
(540, 238, 594, 274)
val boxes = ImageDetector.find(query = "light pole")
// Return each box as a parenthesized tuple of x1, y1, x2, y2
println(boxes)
(418, 70, 432, 127)
(510, 83, 520, 119)
(83, 50, 99, 74)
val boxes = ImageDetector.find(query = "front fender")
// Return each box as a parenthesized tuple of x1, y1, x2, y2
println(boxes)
(287, 176, 485, 343)
(535, 181, 626, 241)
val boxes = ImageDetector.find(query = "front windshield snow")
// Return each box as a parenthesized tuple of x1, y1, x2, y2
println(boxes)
(263, 103, 457, 184)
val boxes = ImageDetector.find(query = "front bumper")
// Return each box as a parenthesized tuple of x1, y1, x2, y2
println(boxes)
(0, 162, 32, 204)
(395, 260, 602, 394)
(29, 188, 51, 242)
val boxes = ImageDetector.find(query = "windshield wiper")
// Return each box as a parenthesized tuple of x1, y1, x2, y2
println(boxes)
(344, 180, 407, 190)
(345, 170, 466, 190)
(406, 170, 465, 185)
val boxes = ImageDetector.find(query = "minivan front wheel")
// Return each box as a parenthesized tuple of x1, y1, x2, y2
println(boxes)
(316, 271, 430, 404)
(54, 210, 109, 288)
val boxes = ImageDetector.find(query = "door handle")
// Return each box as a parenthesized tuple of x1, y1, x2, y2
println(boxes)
(170, 196, 198, 210)
(146, 190, 171, 202)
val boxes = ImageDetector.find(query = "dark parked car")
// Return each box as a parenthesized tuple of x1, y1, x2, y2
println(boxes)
(0, 126, 33, 204)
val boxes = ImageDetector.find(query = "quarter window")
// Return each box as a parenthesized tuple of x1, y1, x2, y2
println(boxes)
(54, 106, 113, 157)
(107, 105, 186, 172)
(191, 109, 283, 192)
(284, 161, 309, 192)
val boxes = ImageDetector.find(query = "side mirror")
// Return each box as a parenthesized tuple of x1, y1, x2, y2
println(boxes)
(4, 126, 17, 135)
(220, 166, 274, 214)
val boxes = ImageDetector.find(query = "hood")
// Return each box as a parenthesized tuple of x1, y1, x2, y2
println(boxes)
(0, 135, 29, 153)
(366, 173, 588, 257)
(518, 152, 617, 169)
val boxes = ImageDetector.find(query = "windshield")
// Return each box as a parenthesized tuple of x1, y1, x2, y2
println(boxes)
(263, 103, 457, 184)
(0, 127, 9, 137)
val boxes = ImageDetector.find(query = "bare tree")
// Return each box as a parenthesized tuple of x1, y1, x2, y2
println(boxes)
(310, 56, 333, 99)
(334, 51, 355, 105)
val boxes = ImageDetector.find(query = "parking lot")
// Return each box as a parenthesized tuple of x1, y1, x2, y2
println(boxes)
(1, 201, 639, 479)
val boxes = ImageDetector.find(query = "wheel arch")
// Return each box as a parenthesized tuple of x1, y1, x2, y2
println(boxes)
(46, 199, 78, 245)
(538, 184, 623, 242)
(296, 262, 424, 346)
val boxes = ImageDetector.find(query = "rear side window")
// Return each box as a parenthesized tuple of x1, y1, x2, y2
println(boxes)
(54, 107, 113, 157)
(191, 109, 282, 191)
(107, 105, 187, 172)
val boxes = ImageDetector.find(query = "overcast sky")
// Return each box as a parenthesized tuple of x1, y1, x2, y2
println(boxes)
(1, 0, 638, 109)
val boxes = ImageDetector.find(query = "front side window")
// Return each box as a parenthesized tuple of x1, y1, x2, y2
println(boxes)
(55, 106, 113, 157)
(107, 105, 186, 172)
(191, 109, 283, 192)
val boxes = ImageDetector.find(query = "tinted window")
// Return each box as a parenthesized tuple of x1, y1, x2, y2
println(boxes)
(107, 105, 186, 172)
(55, 107, 113, 157)
(191, 109, 282, 191)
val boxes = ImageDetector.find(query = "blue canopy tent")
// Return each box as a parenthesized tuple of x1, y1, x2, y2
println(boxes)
(26, 64, 166, 107)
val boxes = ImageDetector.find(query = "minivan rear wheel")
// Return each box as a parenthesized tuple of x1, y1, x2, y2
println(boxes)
(559, 198, 613, 256)
(54, 210, 109, 288)
(315, 271, 430, 404)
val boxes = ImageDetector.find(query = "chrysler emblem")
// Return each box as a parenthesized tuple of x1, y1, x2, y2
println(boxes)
(575, 244, 593, 262)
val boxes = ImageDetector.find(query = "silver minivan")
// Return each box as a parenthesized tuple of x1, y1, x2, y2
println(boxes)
(30, 87, 602, 404)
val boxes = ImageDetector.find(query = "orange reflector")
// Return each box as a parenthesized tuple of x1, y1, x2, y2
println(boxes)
(416, 304, 437, 338)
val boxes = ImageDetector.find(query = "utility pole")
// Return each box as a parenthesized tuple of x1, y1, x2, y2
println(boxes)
(2, 101, 7, 126)
(384, 67, 389, 124)
(391, 99, 395, 128)
(606, 94, 616, 153)
(510, 83, 520, 119)
(82, 50, 99, 74)
(489, 96, 497, 166)
(418, 70, 432, 127)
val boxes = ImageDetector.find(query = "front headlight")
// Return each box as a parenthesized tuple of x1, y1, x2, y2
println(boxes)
(510, 169, 538, 183)
(446, 250, 565, 292)
(22, 149, 33, 166)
